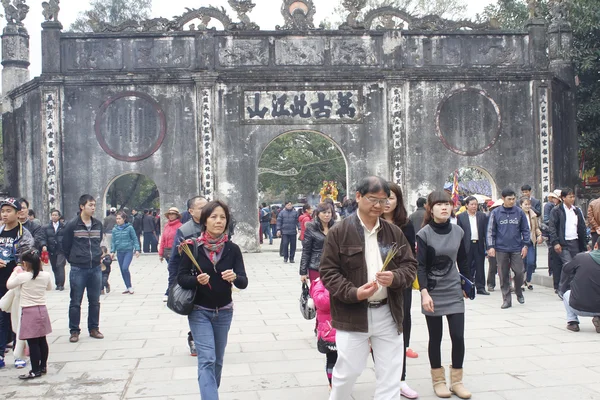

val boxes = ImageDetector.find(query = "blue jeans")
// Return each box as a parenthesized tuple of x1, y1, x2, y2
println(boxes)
(117, 251, 134, 289)
(563, 290, 600, 323)
(188, 306, 234, 399)
(261, 222, 273, 244)
(69, 266, 102, 333)
(525, 242, 537, 282)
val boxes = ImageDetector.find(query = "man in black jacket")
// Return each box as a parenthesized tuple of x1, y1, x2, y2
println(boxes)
(408, 197, 426, 231)
(457, 196, 490, 295)
(142, 209, 158, 253)
(276, 201, 299, 263)
(42, 209, 67, 290)
(561, 237, 600, 332)
(131, 209, 143, 244)
(62, 194, 104, 343)
(548, 188, 587, 298)
(17, 198, 46, 250)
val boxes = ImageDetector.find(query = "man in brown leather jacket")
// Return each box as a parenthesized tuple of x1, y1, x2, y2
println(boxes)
(320, 176, 417, 400)
(588, 197, 600, 247)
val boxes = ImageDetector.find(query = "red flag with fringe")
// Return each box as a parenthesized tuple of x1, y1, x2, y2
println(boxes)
(452, 169, 460, 207)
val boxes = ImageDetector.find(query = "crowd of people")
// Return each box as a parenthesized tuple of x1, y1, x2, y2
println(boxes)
(0, 178, 599, 400)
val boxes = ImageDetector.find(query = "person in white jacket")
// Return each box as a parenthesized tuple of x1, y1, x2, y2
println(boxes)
(7, 249, 53, 379)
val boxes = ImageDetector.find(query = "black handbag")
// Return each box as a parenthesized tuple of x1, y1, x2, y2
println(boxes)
(460, 273, 476, 300)
(167, 282, 197, 315)
(299, 282, 316, 320)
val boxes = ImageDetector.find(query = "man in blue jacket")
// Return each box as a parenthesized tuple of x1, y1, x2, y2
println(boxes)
(276, 201, 299, 263)
(62, 195, 104, 343)
(167, 195, 207, 356)
(487, 188, 531, 309)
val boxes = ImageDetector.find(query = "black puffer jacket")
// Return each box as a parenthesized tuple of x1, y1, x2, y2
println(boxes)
(43, 221, 66, 255)
(299, 221, 327, 276)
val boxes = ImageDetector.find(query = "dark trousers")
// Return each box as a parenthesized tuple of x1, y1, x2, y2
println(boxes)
(467, 241, 486, 290)
(49, 252, 66, 287)
(425, 313, 465, 369)
(486, 256, 497, 289)
(549, 246, 562, 288)
(271, 224, 277, 238)
(281, 234, 297, 261)
(402, 286, 412, 381)
(27, 336, 49, 374)
(143, 232, 158, 253)
(496, 251, 524, 305)
(592, 233, 599, 249)
(102, 265, 111, 290)
(557, 240, 581, 294)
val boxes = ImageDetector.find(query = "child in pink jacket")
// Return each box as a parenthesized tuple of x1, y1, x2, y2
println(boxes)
(311, 278, 337, 387)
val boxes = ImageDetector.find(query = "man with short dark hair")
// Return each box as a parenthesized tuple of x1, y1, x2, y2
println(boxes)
(17, 198, 45, 250)
(277, 201, 299, 263)
(131, 209, 142, 245)
(320, 176, 416, 399)
(167, 195, 208, 356)
(487, 188, 531, 309)
(28, 209, 41, 225)
(142, 209, 158, 253)
(260, 202, 272, 245)
(561, 237, 600, 333)
(42, 209, 67, 290)
(409, 197, 426, 230)
(548, 188, 587, 298)
(457, 196, 490, 295)
(520, 184, 541, 216)
(62, 194, 104, 343)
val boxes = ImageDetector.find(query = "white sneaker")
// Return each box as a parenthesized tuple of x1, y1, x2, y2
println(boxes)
(162, 295, 168, 302)
(128, 288, 134, 294)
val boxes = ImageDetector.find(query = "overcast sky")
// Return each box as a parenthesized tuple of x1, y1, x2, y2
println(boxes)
(0, 0, 495, 86)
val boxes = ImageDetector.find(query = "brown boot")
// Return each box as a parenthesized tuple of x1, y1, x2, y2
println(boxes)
(430, 367, 451, 398)
(89, 329, 104, 339)
(450, 366, 472, 399)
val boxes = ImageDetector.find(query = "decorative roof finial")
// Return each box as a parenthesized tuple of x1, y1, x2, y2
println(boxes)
(228, 0, 259, 30)
(42, 0, 59, 23)
(2, 0, 29, 26)
(277, 0, 316, 31)
(339, 0, 367, 29)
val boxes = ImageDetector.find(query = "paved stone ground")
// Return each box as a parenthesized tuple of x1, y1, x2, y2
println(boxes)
(2, 240, 600, 400)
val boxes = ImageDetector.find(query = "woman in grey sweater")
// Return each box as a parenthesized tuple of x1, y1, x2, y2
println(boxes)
(416, 191, 471, 399)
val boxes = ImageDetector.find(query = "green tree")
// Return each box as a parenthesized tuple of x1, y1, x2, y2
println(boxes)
(259, 132, 347, 203)
(480, 0, 600, 176)
(323, 0, 468, 28)
(106, 174, 159, 211)
(70, 0, 152, 32)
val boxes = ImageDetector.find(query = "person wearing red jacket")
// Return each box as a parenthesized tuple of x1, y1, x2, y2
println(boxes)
(298, 204, 313, 242)
(160, 207, 183, 302)
(311, 278, 337, 389)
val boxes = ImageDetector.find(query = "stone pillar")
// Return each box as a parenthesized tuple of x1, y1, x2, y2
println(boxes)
(41, 21, 63, 74)
(1, 25, 30, 94)
(526, 18, 548, 69)
(41, 88, 63, 217)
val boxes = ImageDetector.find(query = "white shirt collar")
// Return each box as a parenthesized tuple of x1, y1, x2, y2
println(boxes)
(357, 211, 380, 235)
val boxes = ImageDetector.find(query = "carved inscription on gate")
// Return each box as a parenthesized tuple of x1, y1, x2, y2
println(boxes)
(243, 90, 362, 124)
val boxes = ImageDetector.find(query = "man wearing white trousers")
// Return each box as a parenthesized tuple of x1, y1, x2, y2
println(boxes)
(320, 176, 417, 400)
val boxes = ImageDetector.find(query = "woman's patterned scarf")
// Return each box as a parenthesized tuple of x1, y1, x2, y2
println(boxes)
(197, 232, 228, 265)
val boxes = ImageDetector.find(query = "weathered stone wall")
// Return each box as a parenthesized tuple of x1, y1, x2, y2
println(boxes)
(2, 25, 578, 251)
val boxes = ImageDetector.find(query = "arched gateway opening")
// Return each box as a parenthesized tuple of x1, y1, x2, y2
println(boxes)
(444, 166, 498, 209)
(258, 130, 349, 206)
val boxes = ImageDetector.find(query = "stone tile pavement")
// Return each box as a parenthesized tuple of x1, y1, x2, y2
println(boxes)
(1, 242, 600, 399)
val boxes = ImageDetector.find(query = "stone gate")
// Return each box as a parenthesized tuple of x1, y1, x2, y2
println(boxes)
(1, 0, 578, 251)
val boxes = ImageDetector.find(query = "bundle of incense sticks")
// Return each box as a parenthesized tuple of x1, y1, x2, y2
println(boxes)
(380, 243, 405, 272)
(179, 241, 212, 290)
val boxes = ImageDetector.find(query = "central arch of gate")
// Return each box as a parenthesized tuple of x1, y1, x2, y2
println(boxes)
(2, 1, 578, 253)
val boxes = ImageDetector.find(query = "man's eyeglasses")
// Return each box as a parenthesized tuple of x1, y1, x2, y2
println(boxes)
(364, 197, 389, 206)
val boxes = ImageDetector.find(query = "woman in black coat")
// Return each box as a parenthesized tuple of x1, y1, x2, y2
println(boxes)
(299, 202, 335, 285)
(177, 200, 248, 399)
(383, 182, 418, 399)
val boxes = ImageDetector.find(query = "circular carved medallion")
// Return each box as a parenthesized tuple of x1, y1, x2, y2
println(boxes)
(436, 88, 501, 156)
(95, 92, 167, 162)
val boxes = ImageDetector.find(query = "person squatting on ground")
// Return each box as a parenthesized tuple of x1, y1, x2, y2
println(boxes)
(382, 181, 419, 399)
(486, 188, 530, 309)
(299, 203, 334, 286)
(277, 201, 299, 263)
(110, 212, 140, 295)
(311, 277, 337, 388)
(100, 246, 112, 295)
(6, 249, 53, 379)
(548, 188, 587, 298)
(417, 191, 472, 399)
(520, 197, 543, 290)
(62, 194, 104, 343)
(561, 237, 600, 333)
(457, 196, 490, 296)
(320, 176, 416, 400)
(42, 209, 67, 291)
(168, 196, 208, 356)
(160, 207, 183, 301)
(0, 197, 35, 369)
(177, 200, 248, 399)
